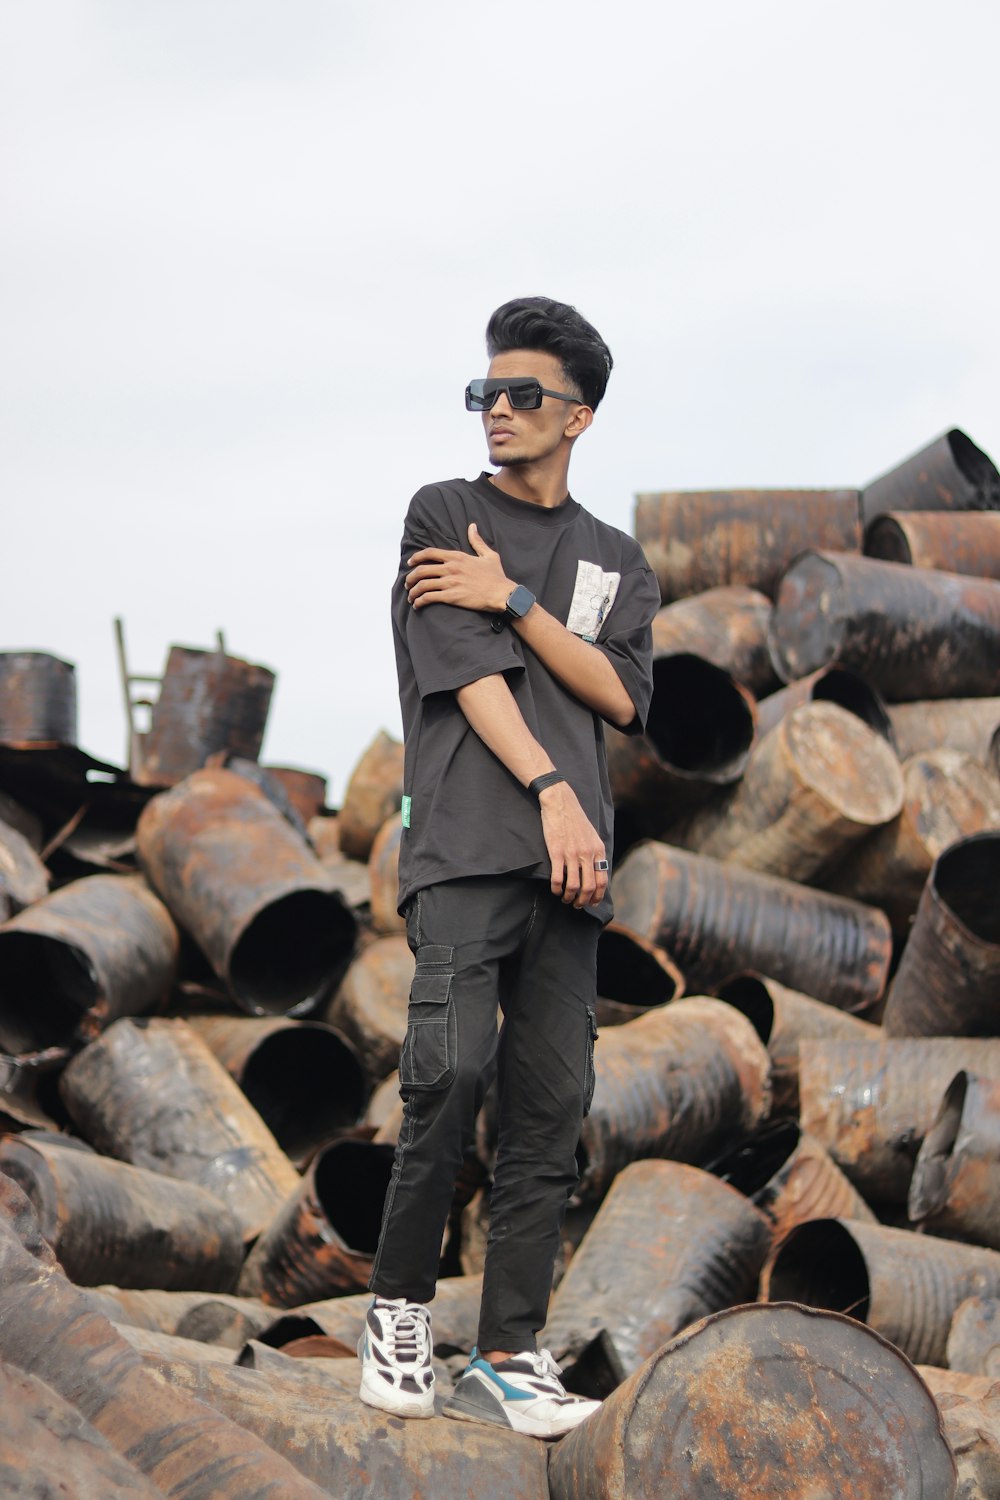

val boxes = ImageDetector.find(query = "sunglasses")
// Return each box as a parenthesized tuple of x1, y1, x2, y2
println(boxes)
(464, 378, 584, 412)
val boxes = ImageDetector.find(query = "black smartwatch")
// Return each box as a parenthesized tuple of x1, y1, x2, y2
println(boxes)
(504, 584, 536, 619)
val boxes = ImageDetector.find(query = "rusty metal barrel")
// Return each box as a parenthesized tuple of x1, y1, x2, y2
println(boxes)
(889, 696, 1000, 762)
(549, 1302, 956, 1500)
(0, 651, 77, 745)
(0, 816, 48, 920)
(325, 933, 414, 1083)
(367, 810, 406, 934)
(80, 1285, 275, 1344)
(768, 550, 1000, 699)
(669, 701, 904, 882)
(865, 509, 1000, 580)
(947, 1297, 1000, 1378)
(0, 874, 179, 1054)
(606, 655, 756, 834)
(762, 1216, 1000, 1368)
(755, 663, 895, 744)
(799, 1037, 1000, 1204)
(709, 1120, 877, 1238)
(183, 1013, 367, 1163)
(883, 832, 1000, 1036)
(262, 765, 327, 823)
(613, 841, 892, 1013)
(0, 1046, 67, 1131)
(577, 997, 771, 1203)
(633, 487, 862, 602)
(908, 1071, 1000, 1249)
(594, 922, 683, 1027)
(543, 1159, 772, 1372)
(861, 426, 999, 524)
(134, 644, 275, 787)
(824, 751, 1000, 935)
(238, 1137, 396, 1306)
(308, 815, 372, 909)
(256, 1273, 484, 1355)
(136, 767, 356, 1015)
(337, 729, 405, 861)
(649, 585, 779, 695)
(714, 971, 879, 1119)
(59, 1016, 300, 1241)
(0, 1132, 244, 1290)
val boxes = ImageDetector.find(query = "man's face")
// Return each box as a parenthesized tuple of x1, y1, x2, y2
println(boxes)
(482, 349, 585, 469)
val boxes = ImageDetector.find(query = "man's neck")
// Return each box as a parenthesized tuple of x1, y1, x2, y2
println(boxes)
(487, 461, 572, 510)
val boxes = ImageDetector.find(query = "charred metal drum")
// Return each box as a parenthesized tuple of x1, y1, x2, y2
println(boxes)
(946, 1296, 1000, 1378)
(909, 1071, 1000, 1249)
(134, 644, 274, 787)
(594, 921, 683, 1027)
(367, 811, 406, 934)
(337, 729, 405, 861)
(755, 663, 895, 744)
(865, 509, 1000, 580)
(649, 585, 778, 695)
(325, 933, 414, 1083)
(709, 1119, 877, 1238)
(860, 426, 999, 524)
(889, 696, 1000, 762)
(0, 651, 77, 746)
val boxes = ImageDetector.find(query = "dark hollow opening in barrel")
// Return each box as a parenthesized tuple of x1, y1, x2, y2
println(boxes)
(0, 933, 98, 1052)
(766, 1220, 870, 1324)
(951, 428, 1000, 503)
(229, 889, 357, 1014)
(646, 655, 754, 776)
(710, 1121, 799, 1196)
(313, 1139, 396, 1253)
(934, 835, 1000, 945)
(811, 666, 895, 744)
(240, 1026, 367, 1159)
(596, 928, 679, 1008)
(714, 973, 775, 1045)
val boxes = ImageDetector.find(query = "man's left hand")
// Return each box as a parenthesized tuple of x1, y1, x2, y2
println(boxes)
(406, 524, 512, 612)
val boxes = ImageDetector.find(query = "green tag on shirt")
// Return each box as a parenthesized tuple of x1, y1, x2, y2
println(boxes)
(401, 795, 411, 829)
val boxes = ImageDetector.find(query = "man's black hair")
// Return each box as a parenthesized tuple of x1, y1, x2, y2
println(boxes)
(485, 296, 613, 410)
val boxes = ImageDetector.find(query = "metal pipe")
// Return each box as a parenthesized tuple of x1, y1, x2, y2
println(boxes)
(888, 696, 1000, 762)
(134, 644, 275, 788)
(755, 663, 895, 744)
(0, 651, 77, 746)
(337, 729, 405, 861)
(593, 921, 683, 1027)
(325, 933, 414, 1083)
(865, 509, 1000, 580)
(860, 427, 999, 524)
(708, 1119, 877, 1238)
(649, 585, 779, 695)
(908, 1071, 1000, 1248)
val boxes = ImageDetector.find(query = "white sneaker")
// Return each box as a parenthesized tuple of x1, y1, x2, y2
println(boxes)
(358, 1296, 435, 1418)
(442, 1347, 600, 1438)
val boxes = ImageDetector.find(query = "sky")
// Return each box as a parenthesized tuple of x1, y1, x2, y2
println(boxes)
(2, 0, 998, 802)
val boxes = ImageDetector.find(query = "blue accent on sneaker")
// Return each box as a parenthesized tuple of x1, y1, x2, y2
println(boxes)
(467, 1355, 535, 1401)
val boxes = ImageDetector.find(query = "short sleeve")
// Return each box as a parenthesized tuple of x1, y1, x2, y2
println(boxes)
(592, 557, 659, 734)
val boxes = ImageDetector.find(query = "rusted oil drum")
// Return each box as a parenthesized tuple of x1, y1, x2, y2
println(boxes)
(136, 767, 356, 1016)
(865, 509, 1000, 581)
(824, 751, 1000, 936)
(337, 729, 405, 862)
(883, 833, 1000, 1036)
(916, 1367, 1000, 1499)
(261, 765, 327, 823)
(606, 655, 756, 835)
(649, 586, 779, 696)
(548, 1301, 957, 1500)
(134, 644, 275, 788)
(0, 874, 179, 1054)
(755, 663, 895, 744)
(709, 1120, 876, 1238)
(577, 997, 771, 1203)
(255, 1273, 484, 1355)
(81, 1286, 275, 1345)
(861, 427, 999, 524)
(669, 701, 903, 882)
(768, 551, 1000, 699)
(594, 922, 683, 1027)
(183, 1013, 368, 1164)
(0, 817, 48, 916)
(368, 811, 406, 934)
(238, 1137, 396, 1306)
(0, 1047, 67, 1131)
(59, 1017, 299, 1242)
(0, 1133, 244, 1291)
(308, 815, 372, 909)
(543, 1160, 772, 1371)
(613, 841, 892, 1013)
(799, 1037, 1000, 1204)
(909, 1072, 1000, 1249)
(947, 1297, 1000, 1378)
(0, 651, 77, 746)
(714, 971, 879, 1119)
(762, 1216, 1000, 1368)
(889, 697, 1000, 763)
(633, 488, 862, 602)
(325, 933, 414, 1083)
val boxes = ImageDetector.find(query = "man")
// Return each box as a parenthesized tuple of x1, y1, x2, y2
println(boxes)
(358, 296, 658, 1439)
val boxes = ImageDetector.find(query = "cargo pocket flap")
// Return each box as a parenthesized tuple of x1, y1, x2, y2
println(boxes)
(410, 973, 452, 1006)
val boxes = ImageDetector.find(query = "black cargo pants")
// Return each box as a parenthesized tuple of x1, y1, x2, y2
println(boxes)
(368, 873, 600, 1353)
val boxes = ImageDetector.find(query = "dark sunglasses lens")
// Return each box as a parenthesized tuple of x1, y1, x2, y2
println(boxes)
(465, 379, 491, 410)
(506, 380, 542, 409)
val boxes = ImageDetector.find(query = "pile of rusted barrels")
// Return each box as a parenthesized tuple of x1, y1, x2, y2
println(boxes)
(0, 425, 999, 1498)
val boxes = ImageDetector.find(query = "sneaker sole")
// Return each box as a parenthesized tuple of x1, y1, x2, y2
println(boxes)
(442, 1388, 582, 1440)
(359, 1375, 434, 1420)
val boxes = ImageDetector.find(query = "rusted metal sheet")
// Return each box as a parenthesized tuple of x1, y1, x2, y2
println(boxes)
(262, 764, 328, 823)
(577, 997, 771, 1203)
(255, 1273, 484, 1356)
(889, 696, 1000, 762)
(0, 1046, 67, 1130)
(337, 728, 405, 861)
(0, 1132, 244, 1290)
(713, 971, 879, 1119)
(769, 550, 1000, 699)
(238, 1137, 396, 1306)
(613, 841, 892, 1013)
(710, 1120, 877, 1237)
(184, 1012, 367, 1164)
(59, 1016, 300, 1241)
(136, 767, 356, 1016)
(762, 1216, 1000, 1368)
(134, 644, 275, 787)
(0, 874, 178, 1054)
(0, 816, 48, 914)
(543, 1159, 772, 1372)
(908, 1072, 1000, 1249)
(860, 427, 999, 524)
(549, 1302, 956, 1500)
(799, 1037, 1000, 1204)
(594, 921, 683, 1027)
(0, 651, 77, 746)
(824, 751, 1000, 936)
(633, 487, 862, 602)
(606, 655, 756, 836)
(669, 701, 903, 881)
(755, 663, 895, 744)
(947, 1297, 1000, 1378)
(368, 810, 406, 934)
(865, 509, 1000, 580)
(649, 585, 779, 695)
(917, 1368, 1000, 1500)
(325, 933, 414, 1082)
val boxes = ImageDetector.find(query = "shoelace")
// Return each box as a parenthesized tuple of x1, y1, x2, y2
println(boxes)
(521, 1348, 563, 1383)
(388, 1305, 429, 1365)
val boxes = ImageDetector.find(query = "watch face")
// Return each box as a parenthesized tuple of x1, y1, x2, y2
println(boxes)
(506, 585, 536, 618)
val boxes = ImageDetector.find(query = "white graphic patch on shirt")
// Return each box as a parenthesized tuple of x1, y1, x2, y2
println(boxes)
(566, 561, 621, 642)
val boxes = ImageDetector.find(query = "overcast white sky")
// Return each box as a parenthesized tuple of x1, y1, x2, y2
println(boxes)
(2, 1, 998, 800)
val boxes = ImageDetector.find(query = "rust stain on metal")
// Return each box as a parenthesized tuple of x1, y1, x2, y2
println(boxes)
(650, 585, 778, 695)
(909, 1071, 1000, 1249)
(337, 729, 405, 862)
(134, 644, 275, 788)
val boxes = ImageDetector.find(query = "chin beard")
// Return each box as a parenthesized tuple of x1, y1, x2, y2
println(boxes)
(488, 446, 529, 468)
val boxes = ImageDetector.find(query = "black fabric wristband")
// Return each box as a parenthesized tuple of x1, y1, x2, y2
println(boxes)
(528, 772, 566, 799)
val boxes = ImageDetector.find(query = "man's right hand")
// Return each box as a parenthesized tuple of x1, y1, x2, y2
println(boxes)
(537, 780, 608, 908)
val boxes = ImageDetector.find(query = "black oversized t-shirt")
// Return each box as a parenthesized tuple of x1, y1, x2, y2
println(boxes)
(392, 471, 658, 922)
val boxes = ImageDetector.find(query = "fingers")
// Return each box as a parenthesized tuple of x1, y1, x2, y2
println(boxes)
(467, 522, 495, 558)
